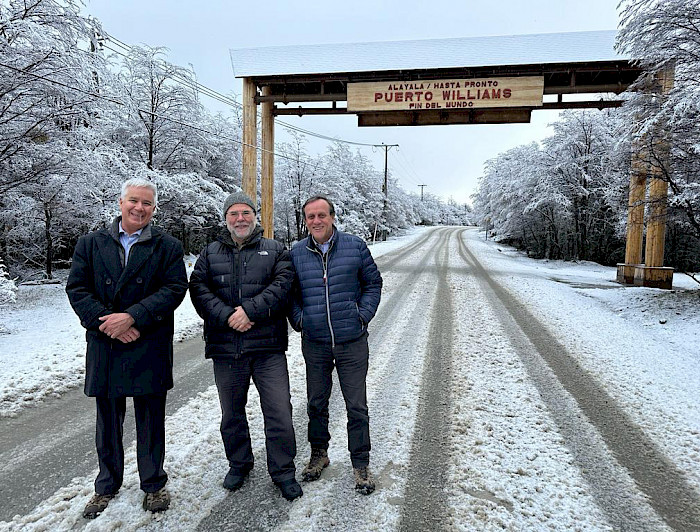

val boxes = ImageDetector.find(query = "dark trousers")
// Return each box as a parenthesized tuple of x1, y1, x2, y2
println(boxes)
(212, 353, 297, 482)
(302, 332, 370, 468)
(94, 392, 168, 495)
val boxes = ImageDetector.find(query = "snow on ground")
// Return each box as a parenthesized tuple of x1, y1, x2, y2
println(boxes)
(467, 231, 700, 494)
(447, 234, 614, 531)
(1, 225, 698, 531)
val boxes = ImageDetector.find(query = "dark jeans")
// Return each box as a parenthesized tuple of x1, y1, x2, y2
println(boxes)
(94, 392, 168, 495)
(212, 353, 297, 482)
(302, 332, 370, 468)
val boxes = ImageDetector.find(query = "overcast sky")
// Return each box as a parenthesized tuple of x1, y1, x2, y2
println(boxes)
(84, 0, 621, 203)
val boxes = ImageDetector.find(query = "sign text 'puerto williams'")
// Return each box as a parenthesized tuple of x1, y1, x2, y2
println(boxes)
(347, 76, 544, 112)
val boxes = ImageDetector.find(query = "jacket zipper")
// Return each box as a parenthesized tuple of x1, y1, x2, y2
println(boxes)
(310, 243, 335, 348)
(236, 247, 243, 355)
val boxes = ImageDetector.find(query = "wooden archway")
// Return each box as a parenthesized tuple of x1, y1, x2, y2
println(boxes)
(232, 31, 672, 288)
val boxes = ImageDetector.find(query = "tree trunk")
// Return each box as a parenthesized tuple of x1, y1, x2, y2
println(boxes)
(44, 206, 53, 279)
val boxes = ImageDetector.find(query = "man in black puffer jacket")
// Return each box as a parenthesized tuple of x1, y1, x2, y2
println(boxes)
(189, 191, 302, 501)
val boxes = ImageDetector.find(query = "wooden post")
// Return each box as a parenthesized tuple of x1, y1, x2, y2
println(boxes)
(617, 147, 648, 285)
(644, 68, 674, 269)
(628, 66, 675, 289)
(625, 149, 647, 266)
(260, 86, 275, 238)
(242, 78, 257, 200)
(645, 164, 669, 268)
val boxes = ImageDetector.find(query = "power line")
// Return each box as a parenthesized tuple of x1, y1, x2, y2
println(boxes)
(98, 32, 393, 149)
(0, 61, 335, 175)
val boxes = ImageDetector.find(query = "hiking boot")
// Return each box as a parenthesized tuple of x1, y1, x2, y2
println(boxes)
(142, 487, 170, 513)
(83, 492, 115, 519)
(302, 448, 329, 481)
(223, 464, 253, 491)
(275, 478, 304, 501)
(353, 466, 375, 495)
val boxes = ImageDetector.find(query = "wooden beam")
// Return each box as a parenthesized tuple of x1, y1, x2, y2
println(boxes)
(544, 84, 628, 95)
(260, 86, 275, 239)
(257, 93, 346, 103)
(273, 107, 349, 116)
(242, 78, 257, 200)
(357, 108, 531, 127)
(541, 100, 624, 110)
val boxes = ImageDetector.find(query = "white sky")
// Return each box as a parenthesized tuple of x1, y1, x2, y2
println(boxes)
(83, 0, 621, 203)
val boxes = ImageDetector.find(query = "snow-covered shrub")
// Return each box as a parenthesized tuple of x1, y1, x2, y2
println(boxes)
(0, 258, 17, 306)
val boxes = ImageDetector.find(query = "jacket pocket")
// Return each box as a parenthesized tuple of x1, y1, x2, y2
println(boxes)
(355, 303, 366, 331)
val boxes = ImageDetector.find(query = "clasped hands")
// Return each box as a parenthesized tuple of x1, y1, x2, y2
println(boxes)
(228, 306, 254, 332)
(99, 312, 140, 344)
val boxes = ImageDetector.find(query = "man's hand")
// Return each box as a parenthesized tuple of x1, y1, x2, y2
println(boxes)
(228, 306, 254, 332)
(115, 326, 141, 344)
(99, 312, 136, 339)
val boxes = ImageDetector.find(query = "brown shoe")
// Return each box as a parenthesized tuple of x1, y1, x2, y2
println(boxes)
(353, 466, 375, 495)
(302, 448, 330, 481)
(142, 487, 170, 513)
(83, 492, 115, 519)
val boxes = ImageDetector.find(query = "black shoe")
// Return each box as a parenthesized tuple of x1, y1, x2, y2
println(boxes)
(223, 464, 253, 491)
(275, 478, 303, 501)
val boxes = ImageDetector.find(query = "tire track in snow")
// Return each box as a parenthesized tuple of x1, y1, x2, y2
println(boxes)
(398, 230, 453, 531)
(0, 335, 209, 523)
(456, 229, 700, 532)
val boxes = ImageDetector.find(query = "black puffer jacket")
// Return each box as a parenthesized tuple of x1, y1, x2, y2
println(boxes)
(189, 226, 293, 359)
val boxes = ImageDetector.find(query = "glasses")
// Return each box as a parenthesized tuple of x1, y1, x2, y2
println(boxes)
(226, 209, 254, 219)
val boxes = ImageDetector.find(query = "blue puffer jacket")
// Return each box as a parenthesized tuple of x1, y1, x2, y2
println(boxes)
(290, 229, 382, 345)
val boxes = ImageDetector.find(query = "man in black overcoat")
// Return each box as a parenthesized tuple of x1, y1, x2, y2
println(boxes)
(66, 178, 188, 518)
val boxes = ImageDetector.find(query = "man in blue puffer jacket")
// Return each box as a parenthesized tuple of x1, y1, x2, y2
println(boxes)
(189, 191, 302, 501)
(289, 195, 382, 495)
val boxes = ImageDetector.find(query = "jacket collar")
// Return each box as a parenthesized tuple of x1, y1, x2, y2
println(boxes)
(109, 216, 152, 243)
(101, 217, 158, 293)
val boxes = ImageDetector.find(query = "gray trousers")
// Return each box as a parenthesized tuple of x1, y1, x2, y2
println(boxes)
(302, 332, 370, 468)
(212, 353, 297, 482)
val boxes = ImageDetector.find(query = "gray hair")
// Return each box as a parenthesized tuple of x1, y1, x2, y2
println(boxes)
(121, 178, 158, 206)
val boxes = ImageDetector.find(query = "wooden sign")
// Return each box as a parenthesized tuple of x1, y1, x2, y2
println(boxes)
(347, 76, 544, 112)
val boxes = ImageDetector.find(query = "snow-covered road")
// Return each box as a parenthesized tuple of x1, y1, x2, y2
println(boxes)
(1, 226, 699, 531)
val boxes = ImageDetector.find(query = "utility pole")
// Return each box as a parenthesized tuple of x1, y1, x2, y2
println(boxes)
(418, 184, 427, 201)
(380, 143, 399, 241)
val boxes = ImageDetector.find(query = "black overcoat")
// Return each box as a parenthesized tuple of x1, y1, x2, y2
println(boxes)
(66, 218, 188, 397)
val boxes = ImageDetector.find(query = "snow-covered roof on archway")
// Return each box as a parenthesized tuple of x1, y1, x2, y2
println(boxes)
(230, 30, 625, 78)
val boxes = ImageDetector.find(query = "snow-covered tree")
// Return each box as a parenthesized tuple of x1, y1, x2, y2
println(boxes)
(275, 131, 316, 245)
(116, 45, 205, 172)
(0, 0, 104, 194)
(617, 0, 700, 242)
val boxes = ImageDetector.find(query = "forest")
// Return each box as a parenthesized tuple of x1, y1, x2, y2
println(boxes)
(0, 0, 470, 299)
(1, 0, 699, 306)
(473, 0, 700, 275)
